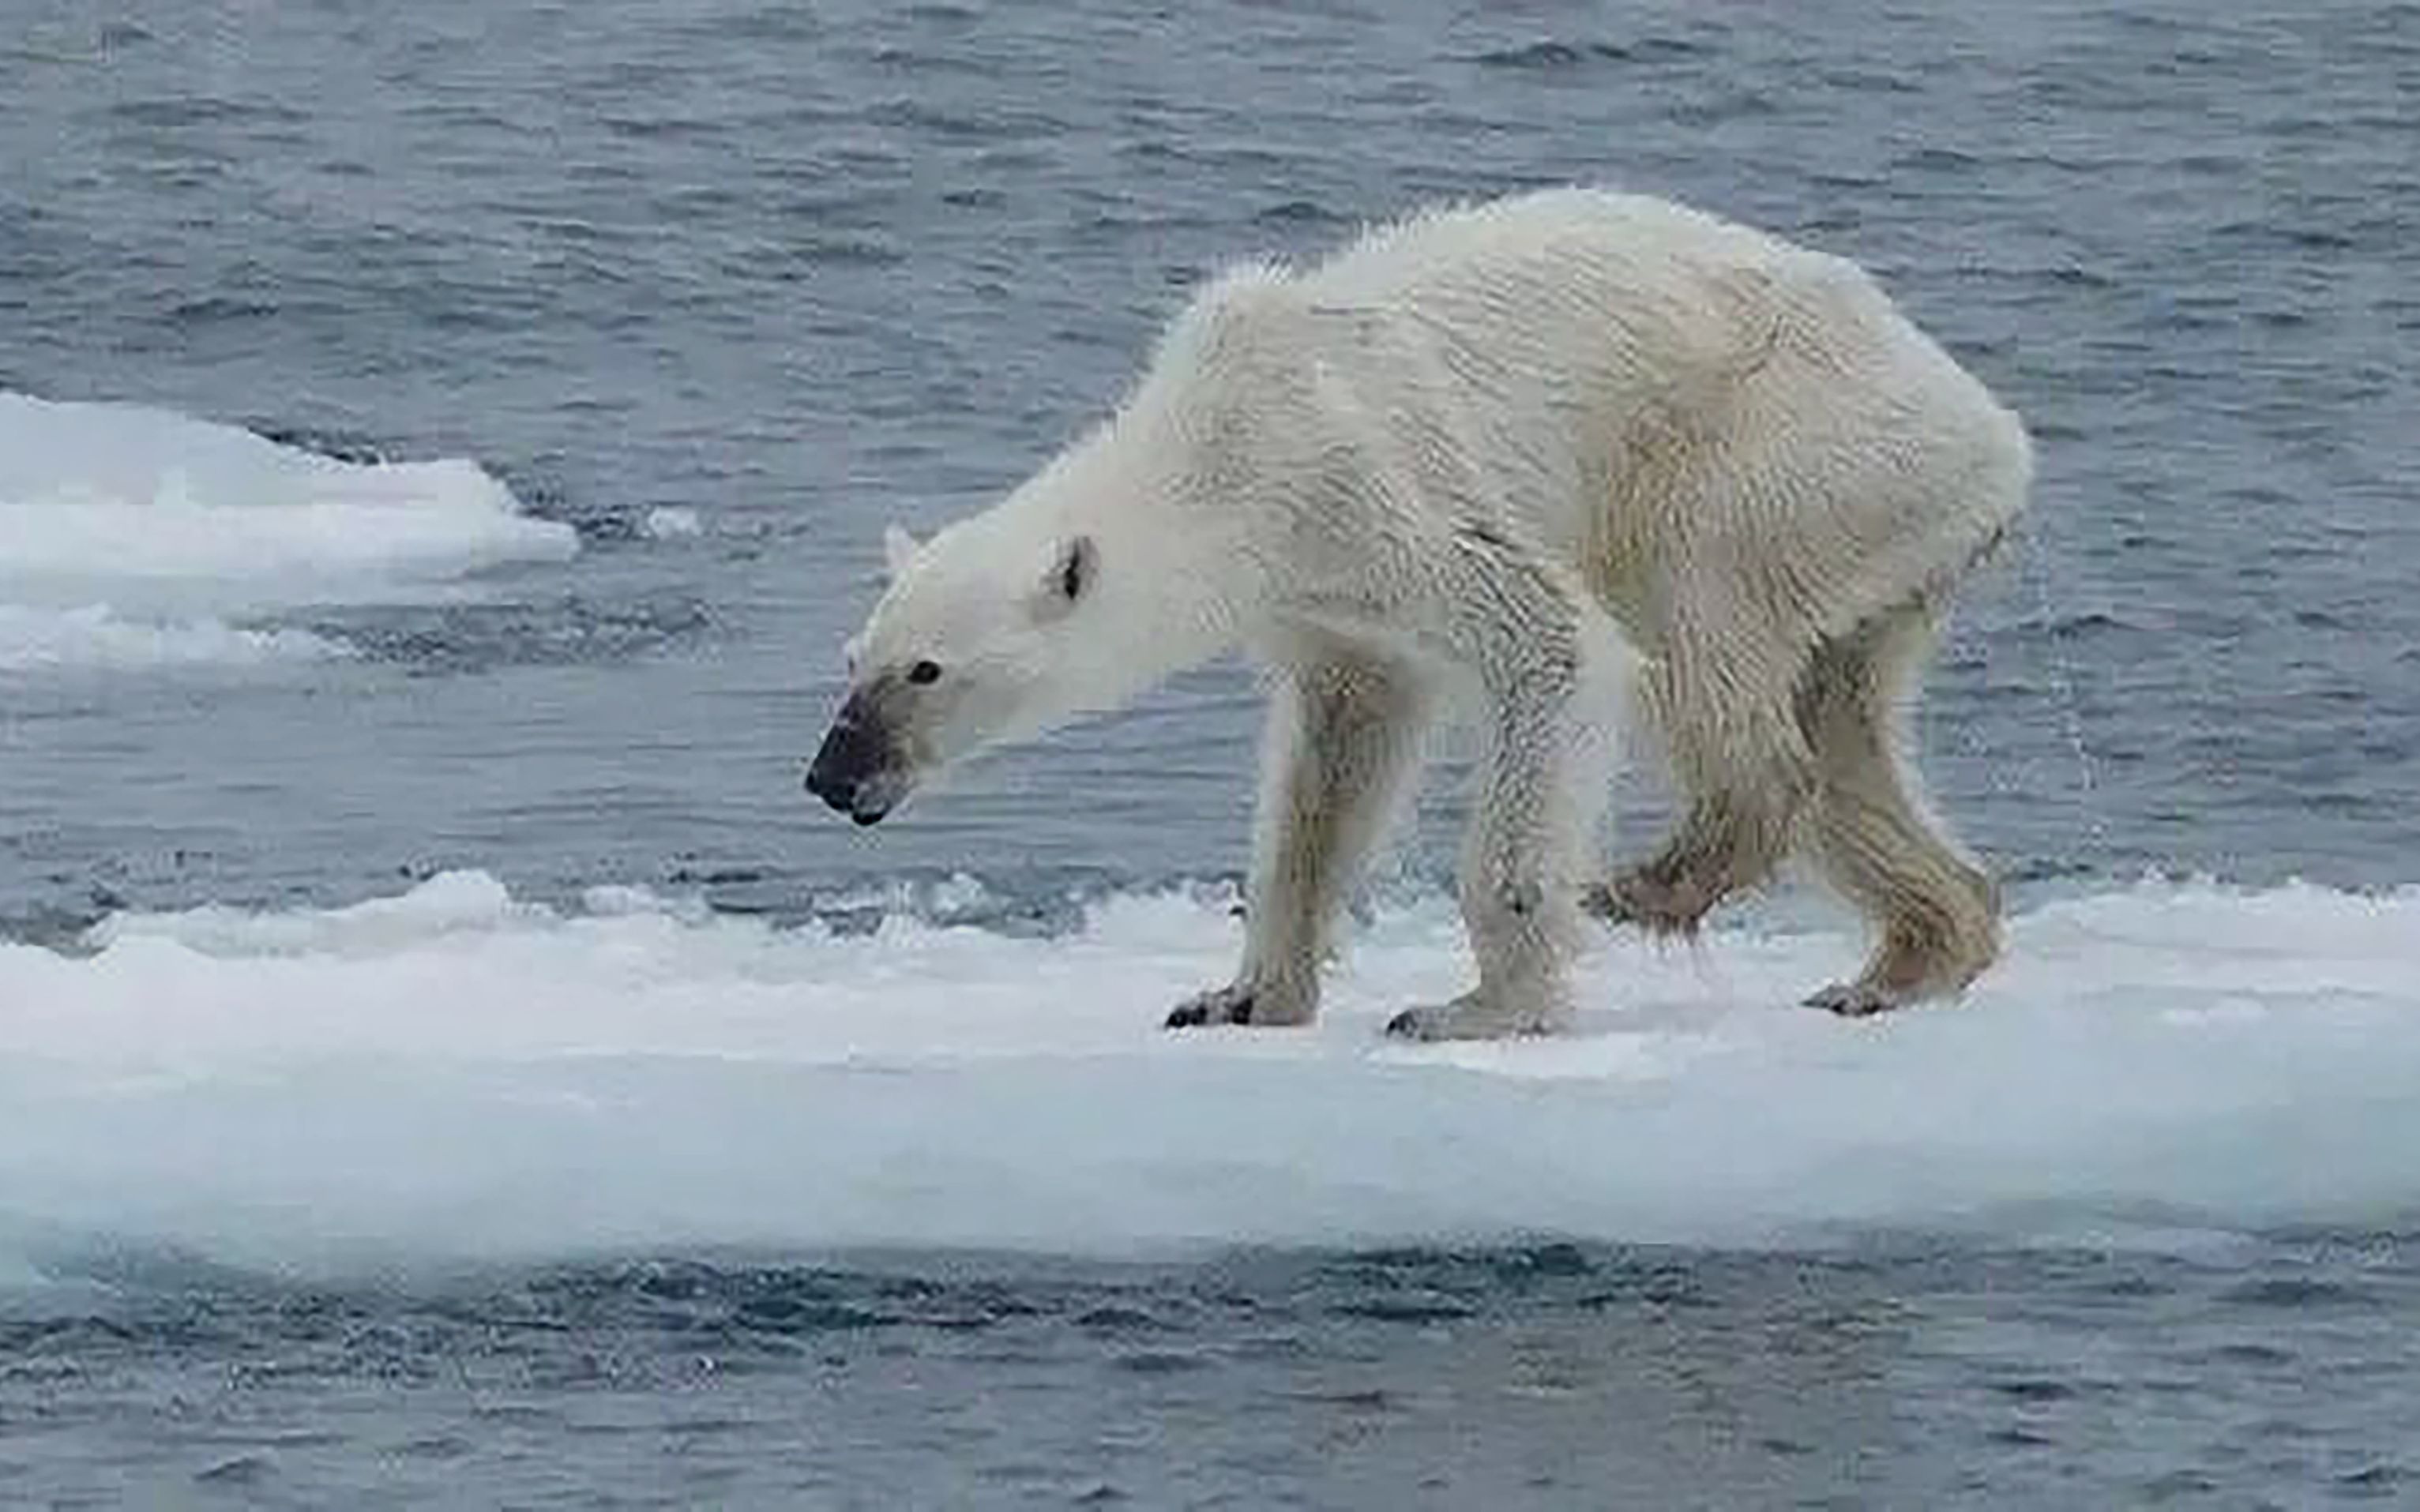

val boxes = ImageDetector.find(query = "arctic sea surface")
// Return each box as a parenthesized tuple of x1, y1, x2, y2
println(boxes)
(4, 0, 2417, 1506)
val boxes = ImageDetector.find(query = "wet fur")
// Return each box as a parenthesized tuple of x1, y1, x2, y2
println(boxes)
(836, 189, 2031, 1038)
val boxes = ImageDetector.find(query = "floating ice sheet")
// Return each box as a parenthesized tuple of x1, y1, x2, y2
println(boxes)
(0, 390, 573, 671)
(3, 872, 2414, 1281)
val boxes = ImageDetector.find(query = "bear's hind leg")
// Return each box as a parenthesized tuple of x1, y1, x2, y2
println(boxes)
(1586, 636, 1817, 936)
(1167, 654, 1430, 1030)
(1794, 603, 1999, 1017)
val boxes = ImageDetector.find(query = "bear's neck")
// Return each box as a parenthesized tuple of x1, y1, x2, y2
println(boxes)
(1010, 415, 1261, 706)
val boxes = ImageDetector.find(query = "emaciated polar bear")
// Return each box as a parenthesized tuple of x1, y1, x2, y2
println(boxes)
(808, 189, 2029, 1040)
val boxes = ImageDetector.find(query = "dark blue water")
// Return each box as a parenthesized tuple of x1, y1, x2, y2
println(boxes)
(9, 1241, 2418, 1509)
(5, 0, 2418, 1504)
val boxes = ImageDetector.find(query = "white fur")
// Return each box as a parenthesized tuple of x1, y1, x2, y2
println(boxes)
(838, 188, 2031, 1038)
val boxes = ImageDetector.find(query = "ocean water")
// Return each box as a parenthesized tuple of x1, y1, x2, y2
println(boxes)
(3, 0, 2416, 1506)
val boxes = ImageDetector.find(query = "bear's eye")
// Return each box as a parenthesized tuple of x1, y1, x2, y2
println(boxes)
(907, 659, 942, 685)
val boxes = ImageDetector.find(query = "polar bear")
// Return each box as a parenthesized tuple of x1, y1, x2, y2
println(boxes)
(806, 188, 2029, 1040)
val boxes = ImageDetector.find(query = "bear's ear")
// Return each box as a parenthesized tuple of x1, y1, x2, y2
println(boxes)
(1034, 535, 1095, 622)
(883, 523, 920, 581)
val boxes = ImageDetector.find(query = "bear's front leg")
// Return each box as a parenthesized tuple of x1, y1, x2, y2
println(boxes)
(1385, 602, 1611, 1042)
(1167, 654, 1428, 1030)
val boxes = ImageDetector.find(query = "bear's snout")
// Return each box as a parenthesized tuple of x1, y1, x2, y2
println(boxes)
(806, 693, 908, 825)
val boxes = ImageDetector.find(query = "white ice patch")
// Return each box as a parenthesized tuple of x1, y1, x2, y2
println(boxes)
(642, 505, 702, 538)
(4, 875, 2417, 1280)
(0, 604, 348, 672)
(0, 390, 576, 672)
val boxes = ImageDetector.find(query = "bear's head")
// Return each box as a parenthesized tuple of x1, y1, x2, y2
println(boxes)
(806, 519, 1099, 825)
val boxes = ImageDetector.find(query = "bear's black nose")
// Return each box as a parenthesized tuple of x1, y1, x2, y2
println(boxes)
(806, 697, 895, 821)
(806, 728, 866, 813)
(803, 754, 855, 814)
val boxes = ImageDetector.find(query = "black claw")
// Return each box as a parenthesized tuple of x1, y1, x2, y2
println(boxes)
(1580, 883, 1627, 922)
(1804, 985, 1893, 1019)
(1166, 992, 1253, 1030)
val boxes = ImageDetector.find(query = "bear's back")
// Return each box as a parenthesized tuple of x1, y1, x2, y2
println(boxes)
(1268, 190, 2023, 651)
(1298, 189, 1836, 324)
(1279, 189, 1922, 433)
